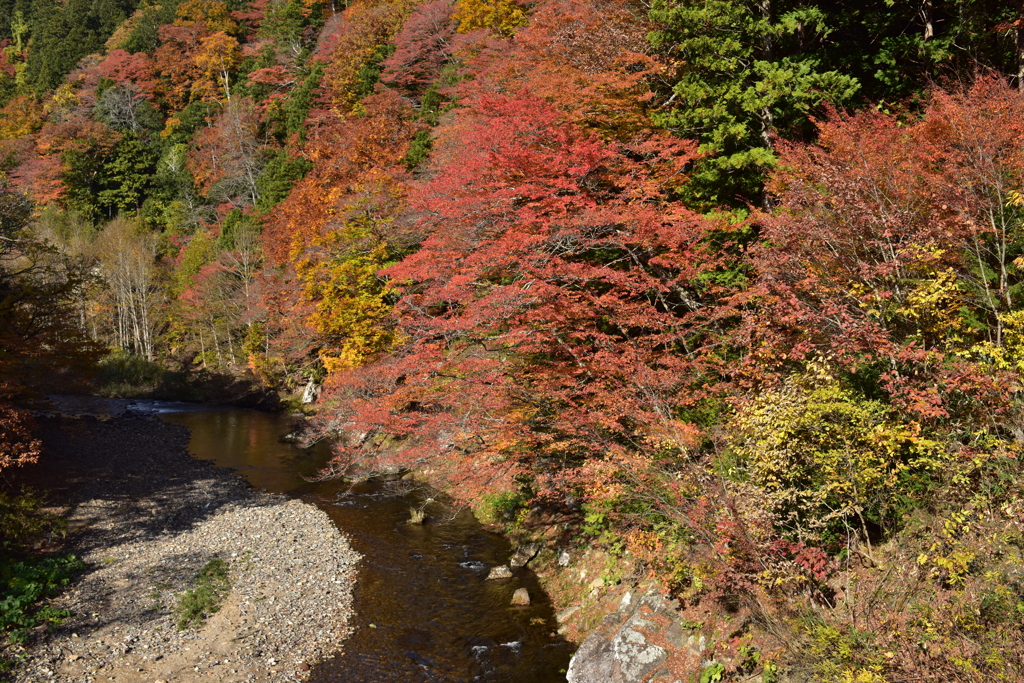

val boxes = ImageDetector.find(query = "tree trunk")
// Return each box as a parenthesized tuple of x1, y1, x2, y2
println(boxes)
(920, 0, 934, 40)
(1017, 25, 1024, 92)
(211, 319, 222, 368)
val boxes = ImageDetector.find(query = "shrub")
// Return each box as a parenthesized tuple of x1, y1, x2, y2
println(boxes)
(730, 364, 946, 546)
(475, 490, 529, 526)
(95, 350, 165, 397)
(0, 489, 81, 645)
(0, 489, 66, 549)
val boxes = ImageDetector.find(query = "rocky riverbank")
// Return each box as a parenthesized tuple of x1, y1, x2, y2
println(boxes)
(6, 413, 360, 683)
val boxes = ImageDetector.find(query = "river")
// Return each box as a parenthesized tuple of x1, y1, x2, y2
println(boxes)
(140, 402, 574, 683)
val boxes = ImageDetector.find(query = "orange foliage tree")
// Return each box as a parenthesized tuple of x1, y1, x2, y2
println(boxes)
(317, 0, 420, 111)
(452, 0, 663, 136)
(0, 398, 40, 471)
(262, 89, 417, 265)
(259, 90, 417, 369)
(0, 94, 45, 140)
(154, 24, 209, 109)
(742, 76, 1024, 435)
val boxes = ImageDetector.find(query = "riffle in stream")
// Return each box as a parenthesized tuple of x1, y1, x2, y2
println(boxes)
(144, 403, 574, 683)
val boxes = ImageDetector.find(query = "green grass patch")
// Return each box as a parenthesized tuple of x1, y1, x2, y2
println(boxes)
(174, 557, 230, 630)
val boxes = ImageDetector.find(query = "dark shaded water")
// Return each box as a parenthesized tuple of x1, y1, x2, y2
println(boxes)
(143, 403, 573, 683)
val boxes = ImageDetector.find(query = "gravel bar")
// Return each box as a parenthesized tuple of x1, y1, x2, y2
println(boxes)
(7, 413, 360, 683)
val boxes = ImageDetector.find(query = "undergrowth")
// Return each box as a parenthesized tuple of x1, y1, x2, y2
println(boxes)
(0, 488, 83, 671)
(0, 555, 83, 644)
(94, 350, 195, 400)
(0, 489, 66, 547)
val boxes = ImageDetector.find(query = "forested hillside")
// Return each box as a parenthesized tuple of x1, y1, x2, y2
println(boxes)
(4, 0, 1024, 678)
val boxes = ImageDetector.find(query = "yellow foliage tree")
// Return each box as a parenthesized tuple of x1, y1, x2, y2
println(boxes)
(296, 216, 400, 373)
(106, 6, 156, 50)
(731, 362, 944, 544)
(453, 0, 526, 35)
(175, 0, 238, 33)
(957, 309, 1024, 373)
(3, 10, 29, 87)
(0, 94, 44, 139)
(43, 82, 81, 121)
(192, 31, 241, 101)
(321, 0, 419, 111)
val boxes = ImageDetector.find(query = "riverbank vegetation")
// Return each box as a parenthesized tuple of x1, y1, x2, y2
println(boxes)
(0, 489, 82, 668)
(3, 0, 1024, 678)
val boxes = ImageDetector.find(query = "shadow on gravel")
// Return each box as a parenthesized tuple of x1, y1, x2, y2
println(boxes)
(14, 415, 275, 639)
(22, 415, 275, 551)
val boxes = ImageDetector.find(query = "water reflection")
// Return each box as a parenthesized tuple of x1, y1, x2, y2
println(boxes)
(154, 405, 572, 683)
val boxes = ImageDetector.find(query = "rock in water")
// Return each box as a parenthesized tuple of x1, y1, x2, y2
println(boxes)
(487, 565, 513, 579)
(509, 542, 542, 568)
(510, 588, 531, 606)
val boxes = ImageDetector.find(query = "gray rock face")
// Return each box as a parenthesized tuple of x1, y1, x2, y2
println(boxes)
(566, 588, 707, 683)
(557, 605, 580, 622)
(509, 542, 543, 568)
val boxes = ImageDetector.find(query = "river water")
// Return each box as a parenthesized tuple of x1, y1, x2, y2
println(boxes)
(138, 403, 574, 683)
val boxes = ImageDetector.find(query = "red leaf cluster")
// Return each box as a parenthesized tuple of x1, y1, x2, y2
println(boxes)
(380, 0, 455, 94)
(741, 76, 1024, 423)
(319, 92, 724, 498)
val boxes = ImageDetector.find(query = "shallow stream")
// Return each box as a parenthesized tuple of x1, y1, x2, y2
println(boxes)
(142, 403, 574, 683)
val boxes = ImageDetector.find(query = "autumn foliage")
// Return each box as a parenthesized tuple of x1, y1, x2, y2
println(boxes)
(319, 92, 716, 495)
(8, 0, 1024, 676)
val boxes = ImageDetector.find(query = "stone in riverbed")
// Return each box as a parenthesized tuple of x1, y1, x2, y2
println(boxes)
(487, 565, 513, 580)
(510, 588, 531, 606)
